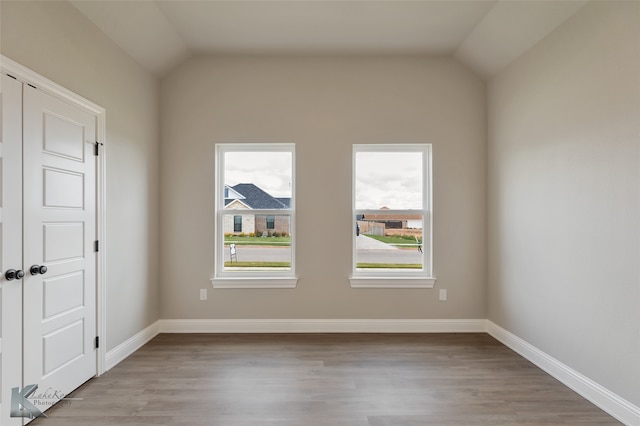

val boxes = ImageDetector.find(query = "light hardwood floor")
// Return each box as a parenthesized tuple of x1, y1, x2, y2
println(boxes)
(33, 333, 621, 425)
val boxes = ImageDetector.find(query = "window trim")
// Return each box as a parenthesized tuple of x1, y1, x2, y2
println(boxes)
(233, 215, 242, 232)
(213, 143, 297, 288)
(266, 215, 275, 230)
(350, 144, 435, 288)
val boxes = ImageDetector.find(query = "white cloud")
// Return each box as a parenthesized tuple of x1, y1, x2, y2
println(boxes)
(355, 152, 422, 209)
(225, 152, 292, 197)
(224, 150, 424, 209)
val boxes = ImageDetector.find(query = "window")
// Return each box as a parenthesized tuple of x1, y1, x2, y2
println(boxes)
(213, 144, 296, 288)
(351, 144, 434, 288)
(233, 215, 242, 232)
(266, 215, 275, 230)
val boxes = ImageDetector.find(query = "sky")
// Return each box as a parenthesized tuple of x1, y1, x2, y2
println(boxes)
(355, 152, 423, 210)
(224, 150, 423, 209)
(225, 152, 292, 197)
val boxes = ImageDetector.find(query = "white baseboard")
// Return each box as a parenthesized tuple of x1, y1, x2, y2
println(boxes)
(158, 318, 487, 333)
(487, 321, 640, 426)
(105, 320, 160, 371)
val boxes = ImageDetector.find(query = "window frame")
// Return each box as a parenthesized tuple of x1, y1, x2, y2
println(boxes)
(233, 215, 242, 233)
(266, 215, 275, 230)
(212, 143, 297, 288)
(350, 144, 435, 288)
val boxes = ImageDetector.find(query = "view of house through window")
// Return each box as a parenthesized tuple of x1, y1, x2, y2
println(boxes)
(353, 145, 431, 276)
(216, 145, 294, 275)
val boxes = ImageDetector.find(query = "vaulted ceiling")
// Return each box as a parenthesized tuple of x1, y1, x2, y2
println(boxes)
(70, 0, 587, 79)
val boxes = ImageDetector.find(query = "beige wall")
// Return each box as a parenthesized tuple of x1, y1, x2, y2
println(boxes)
(1, 1, 161, 352)
(160, 56, 486, 319)
(487, 1, 640, 406)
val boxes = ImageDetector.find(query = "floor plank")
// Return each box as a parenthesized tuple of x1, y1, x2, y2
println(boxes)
(33, 333, 621, 425)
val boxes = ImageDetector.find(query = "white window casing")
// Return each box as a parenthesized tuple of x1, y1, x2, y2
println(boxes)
(350, 144, 435, 288)
(212, 143, 297, 288)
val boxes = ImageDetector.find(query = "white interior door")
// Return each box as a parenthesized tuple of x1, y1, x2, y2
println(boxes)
(22, 84, 97, 414)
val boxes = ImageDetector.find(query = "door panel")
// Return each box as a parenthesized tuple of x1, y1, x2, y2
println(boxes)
(43, 272, 85, 319)
(43, 320, 84, 375)
(43, 168, 85, 208)
(22, 84, 96, 414)
(43, 223, 85, 262)
(43, 112, 86, 161)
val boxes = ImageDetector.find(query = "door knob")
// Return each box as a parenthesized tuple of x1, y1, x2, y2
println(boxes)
(5, 269, 25, 281)
(30, 265, 48, 275)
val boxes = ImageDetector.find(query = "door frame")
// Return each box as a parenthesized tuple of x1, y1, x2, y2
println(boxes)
(1, 55, 107, 375)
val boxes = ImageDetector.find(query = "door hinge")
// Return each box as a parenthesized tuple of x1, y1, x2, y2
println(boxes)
(94, 141, 100, 156)
(94, 240, 99, 252)
(95, 336, 100, 349)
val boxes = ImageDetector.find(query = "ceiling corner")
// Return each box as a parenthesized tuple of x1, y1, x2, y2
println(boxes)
(454, 0, 588, 79)
(70, 0, 191, 76)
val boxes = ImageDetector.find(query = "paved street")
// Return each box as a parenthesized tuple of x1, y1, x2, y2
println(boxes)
(358, 248, 422, 264)
(225, 235, 422, 264)
(226, 246, 291, 263)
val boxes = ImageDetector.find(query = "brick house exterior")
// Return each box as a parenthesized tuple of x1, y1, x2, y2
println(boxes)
(224, 184, 290, 235)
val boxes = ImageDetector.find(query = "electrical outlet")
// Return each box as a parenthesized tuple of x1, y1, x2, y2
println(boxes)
(200, 289, 207, 301)
(439, 289, 447, 301)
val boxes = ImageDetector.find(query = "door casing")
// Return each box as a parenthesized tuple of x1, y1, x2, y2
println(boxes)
(0, 56, 106, 424)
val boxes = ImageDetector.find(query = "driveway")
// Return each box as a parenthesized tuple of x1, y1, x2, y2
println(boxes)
(355, 235, 399, 250)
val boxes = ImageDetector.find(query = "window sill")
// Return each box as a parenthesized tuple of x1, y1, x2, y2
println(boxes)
(211, 276, 298, 289)
(349, 276, 436, 288)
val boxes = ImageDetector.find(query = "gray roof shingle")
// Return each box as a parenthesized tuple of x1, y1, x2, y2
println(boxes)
(226, 184, 289, 209)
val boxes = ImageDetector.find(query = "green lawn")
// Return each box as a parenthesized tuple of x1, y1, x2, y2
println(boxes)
(356, 263, 422, 269)
(364, 234, 421, 248)
(224, 261, 291, 268)
(225, 236, 291, 246)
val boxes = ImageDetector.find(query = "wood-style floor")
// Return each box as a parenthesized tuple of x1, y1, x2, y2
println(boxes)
(34, 333, 621, 425)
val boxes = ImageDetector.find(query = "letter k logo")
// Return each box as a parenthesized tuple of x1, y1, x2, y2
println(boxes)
(10, 384, 47, 418)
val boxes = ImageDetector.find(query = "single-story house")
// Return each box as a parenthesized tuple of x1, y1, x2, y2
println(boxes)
(224, 183, 290, 235)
